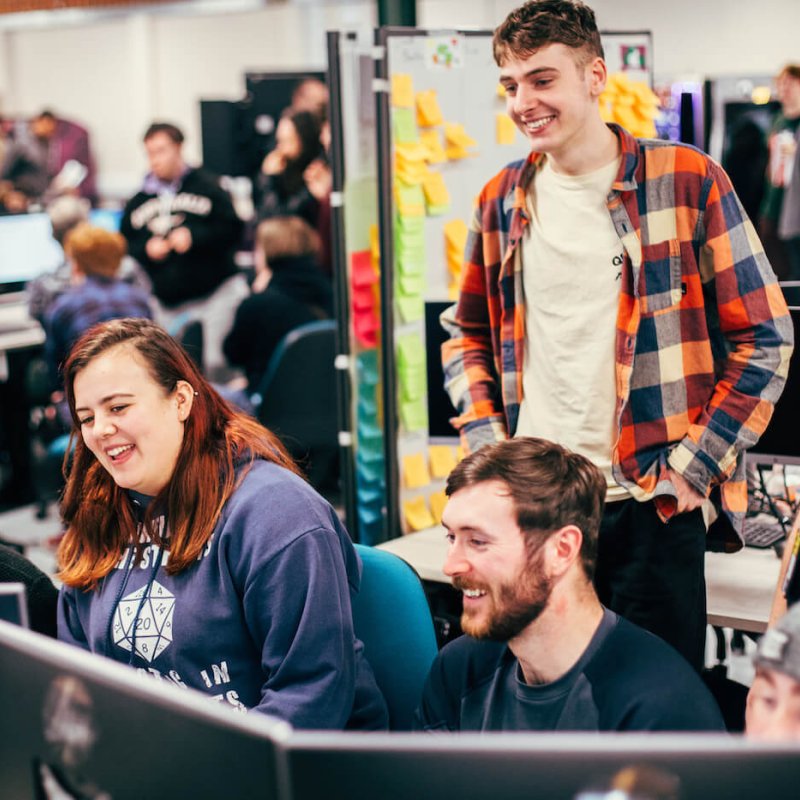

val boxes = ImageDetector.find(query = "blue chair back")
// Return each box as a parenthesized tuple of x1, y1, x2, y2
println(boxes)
(352, 544, 439, 730)
(252, 320, 339, 493)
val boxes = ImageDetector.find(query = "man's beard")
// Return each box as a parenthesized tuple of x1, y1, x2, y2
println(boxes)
(454, 549, 553, 642)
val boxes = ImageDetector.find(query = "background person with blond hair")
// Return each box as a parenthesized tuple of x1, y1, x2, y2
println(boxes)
(43, 223, 152, 388)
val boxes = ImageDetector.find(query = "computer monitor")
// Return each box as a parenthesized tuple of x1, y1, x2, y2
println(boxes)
(0, 213, 63, 292)
(88, 207, 123, 233)
(747, 283, 800, 466)
(0, 620, 290, 800)
(285, 731, 800, 800)
(0, 582, 29, 627)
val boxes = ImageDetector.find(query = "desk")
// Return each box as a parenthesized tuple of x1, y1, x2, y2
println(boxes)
(377, 526, 783, 634)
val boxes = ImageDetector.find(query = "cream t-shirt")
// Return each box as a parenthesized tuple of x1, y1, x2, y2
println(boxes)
(515, 155, 629, 501)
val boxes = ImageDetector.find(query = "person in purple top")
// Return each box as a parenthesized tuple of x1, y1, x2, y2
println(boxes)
(56, 318, 387, 730)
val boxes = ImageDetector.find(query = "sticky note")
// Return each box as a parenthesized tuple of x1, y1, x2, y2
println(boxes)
(496, 113, 517, 145)
(420, 129, 447, 164)
(354, 308, 379, 347)
(496, 83, 507, 98)
(351, 249, 378, 287)
(443, 122, 478, 160)
(396, 294, 424, 323)
(403, 452, 431, 489)
(393, 108, 418, 144)
(369, 224, 381, 267)
(391, 73, 414, 108)
(416, 89, 444, 127)
(444, 122, 477, 148)
(395, 181, 425, 216)
(400, 396, 428, 431)
(399, 366, 426, 402)
(429, 490, 448, 524)
(422, 171, 451, 213)
(359, 503, 384, 526)
(429, 445, 457, 478)
(357, 349, 379, 385)
(456, 445, 466, 462)
(403, 495, 435, 531)
(397, 334, 426, 369)
(352, 285, 376, 311)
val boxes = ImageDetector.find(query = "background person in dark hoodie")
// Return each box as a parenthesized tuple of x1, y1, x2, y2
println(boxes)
(223, 215, 332, 393)
(120, 122, 248, 381)
(56, 318, 388, 730)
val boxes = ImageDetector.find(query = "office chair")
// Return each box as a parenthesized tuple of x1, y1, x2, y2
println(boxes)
(168, 315, 204, 373)
(352, 544, 439, 730)
(251, 320, 340, 498)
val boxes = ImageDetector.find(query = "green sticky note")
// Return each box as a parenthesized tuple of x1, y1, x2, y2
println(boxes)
(396, 333, 426, 369)
(400, 365, 427, 402)
(395, 294, 424, 323)
(397, 272, 425, 296)
(393, 108, 419, 144)
(400, 396, 428, 432)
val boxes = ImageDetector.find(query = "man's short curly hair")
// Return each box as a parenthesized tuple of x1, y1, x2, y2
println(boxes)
(493, 0, 604, 68)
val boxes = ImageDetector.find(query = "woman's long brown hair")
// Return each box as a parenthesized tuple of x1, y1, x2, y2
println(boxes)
(57, 318, 299, 590)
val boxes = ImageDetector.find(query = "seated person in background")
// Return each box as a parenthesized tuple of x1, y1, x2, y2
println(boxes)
(44, 223, 152, 388)
(28, 195, 91, 324)
(746, 603, 800, 740)
(0, 543, 58, 637)
(256, 109, 324, 228)
(223, 216, 333, 393)
(0, 109, 97, 211)
(57, 318, 387, 730)
(120, 122, 248, 382)
(416, 437, 726, 733)
(28, 196, 151, 326)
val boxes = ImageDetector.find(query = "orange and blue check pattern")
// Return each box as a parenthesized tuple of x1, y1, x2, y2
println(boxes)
(441, 125, 794, 546)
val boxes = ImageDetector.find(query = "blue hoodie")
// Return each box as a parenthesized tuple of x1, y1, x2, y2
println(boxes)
(57, 460, 388, 730)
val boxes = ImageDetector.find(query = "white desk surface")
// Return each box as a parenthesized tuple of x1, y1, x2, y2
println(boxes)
(0, 303, 44, 352)
(377, 526, 782, 634)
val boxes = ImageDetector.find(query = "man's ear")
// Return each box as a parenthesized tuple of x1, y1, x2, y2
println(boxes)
(545, 525, 584, 578)
(174, 380, 195, 422)
(586, 56, 608, 98)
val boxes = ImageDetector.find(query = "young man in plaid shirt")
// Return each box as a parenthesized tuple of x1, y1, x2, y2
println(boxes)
(441, 0, 794, 670)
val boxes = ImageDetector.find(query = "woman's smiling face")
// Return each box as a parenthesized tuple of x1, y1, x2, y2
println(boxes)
(73, 343, 194, 496)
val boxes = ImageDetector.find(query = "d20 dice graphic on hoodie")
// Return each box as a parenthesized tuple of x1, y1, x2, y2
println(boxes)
(113, 580, 175, 663)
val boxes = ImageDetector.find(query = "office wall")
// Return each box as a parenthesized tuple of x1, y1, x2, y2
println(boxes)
(0, 0, 797, 200)
(420, 0, 800, 79)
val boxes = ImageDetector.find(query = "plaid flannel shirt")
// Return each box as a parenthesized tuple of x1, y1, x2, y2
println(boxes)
(442, 125, 794, 547)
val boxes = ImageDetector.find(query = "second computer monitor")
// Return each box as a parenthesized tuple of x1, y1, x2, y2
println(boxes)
(0, 620, 289, 800)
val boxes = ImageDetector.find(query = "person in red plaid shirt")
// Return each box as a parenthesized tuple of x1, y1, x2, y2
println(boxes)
(441, 0, 794, 671)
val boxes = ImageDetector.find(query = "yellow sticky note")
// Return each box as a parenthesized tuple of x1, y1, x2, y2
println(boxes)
(496, 113, 517, 145)
(444, 218, 468, 250)
(429, 490, 448, 524)
(391, 73, 414, 108)
(416, 89, 444, 127)
(429, 445, 457, 479)
(403, 452, 431, 489)
(456, 445, 466, 462)
(369, 223, 380, 267)
(496, 83, 507, 98)
(422, 171, 451, 210)
(444, 122, 477, 149)
(420, 129, 447, 163)
(404, 495, 436, 531)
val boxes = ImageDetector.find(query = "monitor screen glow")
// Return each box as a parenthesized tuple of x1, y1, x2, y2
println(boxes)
(0, 213, 63, 287)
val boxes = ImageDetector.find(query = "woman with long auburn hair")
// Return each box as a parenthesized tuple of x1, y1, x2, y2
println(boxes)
(56, 317, 387, 730)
